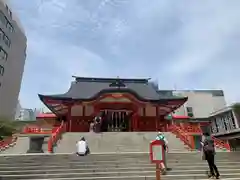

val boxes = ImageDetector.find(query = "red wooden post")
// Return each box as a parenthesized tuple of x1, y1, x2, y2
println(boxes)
(132, 113, 136, 131)
(156, 106, 159, 131)
(156, 163, 161, 180)
(67, 105, 72, 132)
(135, 108, 139, 131)
(82, 105, 85, 117)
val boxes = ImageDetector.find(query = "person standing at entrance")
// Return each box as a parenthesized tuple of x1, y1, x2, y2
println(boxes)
(94, 116, 102, 133)
(89, 120, 95, 132)
(156, 132, 168, 173)
(201, 133, 220, 179)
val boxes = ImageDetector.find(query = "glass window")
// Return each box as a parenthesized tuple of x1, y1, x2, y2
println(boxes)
(0, 30, 3, 40)
(0, 12, 6, 26)
(0, 11, 14, 33)
(0, 65, 4, 76)
(3, 35, 10, 47)
(0, 48, 7, 61)
(6, 23, 13, 33)
(186, 107, 194, 117)
(5, 5, 9, 12)
(229, 111, 236, 129)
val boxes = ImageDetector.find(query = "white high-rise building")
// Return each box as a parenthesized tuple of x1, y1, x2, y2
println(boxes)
(158, 90, 226, 118)
(0, 0, 27, 119)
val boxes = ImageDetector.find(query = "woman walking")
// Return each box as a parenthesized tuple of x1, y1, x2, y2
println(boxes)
(201, 132, 220, 179)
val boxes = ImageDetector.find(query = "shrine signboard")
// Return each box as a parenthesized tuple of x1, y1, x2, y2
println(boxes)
(149, 140, 165, 180)
(150, 140, 165, 164)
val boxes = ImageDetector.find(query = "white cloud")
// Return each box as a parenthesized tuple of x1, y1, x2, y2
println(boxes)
(8, 0, 240, 108)
(167, 0, 240, 76)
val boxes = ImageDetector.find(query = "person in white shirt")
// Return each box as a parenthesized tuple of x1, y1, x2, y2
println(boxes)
(156, 132, 169, 174)
(76, 137, 90, 156)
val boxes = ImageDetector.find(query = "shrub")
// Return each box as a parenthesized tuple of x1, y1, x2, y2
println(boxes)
(0, 117, 18, 139)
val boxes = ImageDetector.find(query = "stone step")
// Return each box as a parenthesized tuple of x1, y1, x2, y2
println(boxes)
(0, 157, 240, 163)
(9, 175, 240, 180)
(1, 170, 240, 179)
(1, 155, 239, 164)
(0, 162, 240, 171)
(0, 166, 239, 175)
(0, 162, 239, 170)
(0, 151, 239, 158)
(0, 160, 238, 167)
(0, 153, 239, 180)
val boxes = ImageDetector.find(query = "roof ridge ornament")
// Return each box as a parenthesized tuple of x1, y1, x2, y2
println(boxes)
(109, 77, 126, 88)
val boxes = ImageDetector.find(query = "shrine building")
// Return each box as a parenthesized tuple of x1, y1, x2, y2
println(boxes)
(38, 76, 188, 132)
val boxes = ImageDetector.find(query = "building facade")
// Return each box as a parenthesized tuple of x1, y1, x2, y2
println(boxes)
(0, 0, 27, 119)
(38, 77, 188, 132)
(210, 107, 239, 134)
(15, 108, 35, 121)
(170, 90, 226, 118)
(209, 106, 240, 151)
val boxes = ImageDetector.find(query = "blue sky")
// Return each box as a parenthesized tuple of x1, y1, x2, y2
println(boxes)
(9, 0, 240, 109)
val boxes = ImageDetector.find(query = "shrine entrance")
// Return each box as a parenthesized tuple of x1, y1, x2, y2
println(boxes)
(94, 100, 139, 132)
(99, 110, 133, 132)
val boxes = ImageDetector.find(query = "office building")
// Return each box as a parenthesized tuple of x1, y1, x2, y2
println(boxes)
(171, 90, 226, 118)
(0, 0, 27, 119)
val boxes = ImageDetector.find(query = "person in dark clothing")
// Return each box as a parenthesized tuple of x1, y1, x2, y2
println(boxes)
(201, 133, 220, 179)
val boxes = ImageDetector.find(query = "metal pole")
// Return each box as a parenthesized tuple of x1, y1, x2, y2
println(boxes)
(156, 163, 161, 180)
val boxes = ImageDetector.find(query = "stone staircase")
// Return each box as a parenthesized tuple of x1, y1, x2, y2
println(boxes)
(55, 132, 189, 153)
(0, 152, 240, 179)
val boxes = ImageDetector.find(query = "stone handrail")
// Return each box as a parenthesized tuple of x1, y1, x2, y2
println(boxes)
(48, 121, 65, 153)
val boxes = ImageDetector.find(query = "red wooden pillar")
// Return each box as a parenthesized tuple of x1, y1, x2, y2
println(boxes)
(67, 104, 72, 132)
(132, 112, 136, 131)
(156, 106, 159, 131)
(82, 105, 86, 130)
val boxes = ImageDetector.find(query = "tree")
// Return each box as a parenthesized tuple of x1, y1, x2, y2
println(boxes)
(0, 117, 18, 139)
(232, 103, 240, 125)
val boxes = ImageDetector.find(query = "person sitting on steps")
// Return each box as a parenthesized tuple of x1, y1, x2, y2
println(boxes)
(76, 137, 90, 156)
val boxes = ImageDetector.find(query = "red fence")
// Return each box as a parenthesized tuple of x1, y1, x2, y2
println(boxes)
(170, 123, 231, 151)
(0, 136, 17, 151)
(48, 121, 66, 153)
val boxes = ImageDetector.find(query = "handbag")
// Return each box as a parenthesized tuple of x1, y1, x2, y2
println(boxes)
(202, 152, 206, 160)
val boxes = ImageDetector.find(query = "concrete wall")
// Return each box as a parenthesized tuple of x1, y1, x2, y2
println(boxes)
(0, 0, 26, 119)
(172, 90, 226, 118)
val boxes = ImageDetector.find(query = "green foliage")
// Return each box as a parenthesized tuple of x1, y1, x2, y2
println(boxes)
(0, 117, 18, 138)
(232, 103, 240, 120)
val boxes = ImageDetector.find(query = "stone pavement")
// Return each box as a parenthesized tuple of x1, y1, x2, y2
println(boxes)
(55, 132, 189, 153)
(0, 152, 240, 180)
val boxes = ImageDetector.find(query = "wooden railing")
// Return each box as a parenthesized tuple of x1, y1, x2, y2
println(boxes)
(169, 124, 194, 149)
(212, 136, 230, 151)
(48, 121, 66, 153)
(182, 125, 202, 133)
(0, 136, 17, 151)
(170, 123, 231, 151)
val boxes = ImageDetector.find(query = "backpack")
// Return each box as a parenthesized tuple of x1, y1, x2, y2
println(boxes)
(156, 135, 166, 150)
(203, 139, 215, 153)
